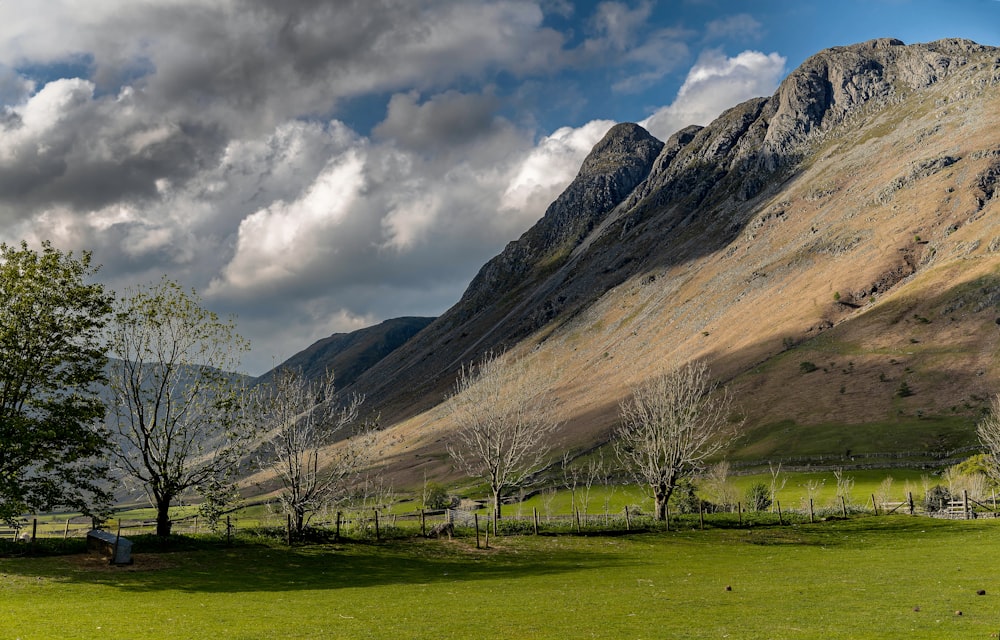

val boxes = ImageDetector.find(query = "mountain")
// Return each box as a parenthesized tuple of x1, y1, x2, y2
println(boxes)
(256, 316, 435, 389)
(322, 38, 1000, 479)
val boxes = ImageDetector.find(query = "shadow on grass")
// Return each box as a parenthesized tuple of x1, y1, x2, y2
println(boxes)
(0, 535, 633, 595)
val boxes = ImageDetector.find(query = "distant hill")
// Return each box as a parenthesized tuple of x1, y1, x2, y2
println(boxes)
(255, 316, 435, 389)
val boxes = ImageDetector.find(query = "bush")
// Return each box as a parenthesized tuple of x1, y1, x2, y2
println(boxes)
(799, 361, 818, 374)
(924, 485, 951, 512)
(745, 482, 772, 512)
(423, 482, 451, 510)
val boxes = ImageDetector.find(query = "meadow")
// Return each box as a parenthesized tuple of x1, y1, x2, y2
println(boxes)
(2, 515, 999, 639)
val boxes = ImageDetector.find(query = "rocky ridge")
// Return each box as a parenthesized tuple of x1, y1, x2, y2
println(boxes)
(297, 38, 1000, 478)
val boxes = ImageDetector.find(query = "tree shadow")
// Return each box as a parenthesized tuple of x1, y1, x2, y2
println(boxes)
(0, 536, 633, 594)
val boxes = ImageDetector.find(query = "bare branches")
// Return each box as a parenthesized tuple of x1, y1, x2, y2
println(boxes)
(250, 367, 375, 537)
(977, 394, 1000, 483)
(615, 360, 739, 520)
(447, 350, 560, 524)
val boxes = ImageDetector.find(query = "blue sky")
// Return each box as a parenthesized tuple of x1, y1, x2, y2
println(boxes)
(0, 0, 997, 375)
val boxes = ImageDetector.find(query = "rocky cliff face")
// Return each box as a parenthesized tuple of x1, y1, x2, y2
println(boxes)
(457, 123, 663, 321)
(333, 38, 1000, 469)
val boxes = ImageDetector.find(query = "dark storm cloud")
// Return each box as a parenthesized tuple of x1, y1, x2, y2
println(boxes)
(0, 1, 791, 373)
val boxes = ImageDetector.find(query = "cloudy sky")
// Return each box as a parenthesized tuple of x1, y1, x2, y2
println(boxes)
(1, 0, 997, 375)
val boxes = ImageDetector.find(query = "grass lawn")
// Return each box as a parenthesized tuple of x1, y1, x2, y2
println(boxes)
(2, 516, 999, 639)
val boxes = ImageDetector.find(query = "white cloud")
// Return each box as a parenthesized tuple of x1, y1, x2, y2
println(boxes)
(641, 49, 786, 140)
(501, 119, 616, 213)
(208, 148, 367, 296)
(589, 1, 654, 52)
(704, 14, 764, 43)
(0, 1, 794, 375)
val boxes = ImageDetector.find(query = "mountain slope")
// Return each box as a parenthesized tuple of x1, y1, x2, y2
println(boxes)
(343, 38, 1000, 479)
(256, 316, 434, 389)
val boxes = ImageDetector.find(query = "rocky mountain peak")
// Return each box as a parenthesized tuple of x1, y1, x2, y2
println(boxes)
(455, 121, 663, 318)
(764, 38, 996, 157)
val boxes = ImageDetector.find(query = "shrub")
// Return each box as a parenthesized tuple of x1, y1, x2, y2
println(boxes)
(924, 485, 951, 512)
(799, 361, 818, 374)
(423, 482, 451, 510)
(745, 482, 772, 512)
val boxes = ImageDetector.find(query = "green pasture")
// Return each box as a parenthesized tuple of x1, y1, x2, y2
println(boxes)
(3, 516, 1000, 639)
(14, 466, 966, 542)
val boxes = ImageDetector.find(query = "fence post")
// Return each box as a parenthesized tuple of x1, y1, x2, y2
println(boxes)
(840, 495, 847, 518)
(809, 499, 814, 524)
(624, 505, 631, 531)
(532, 507, 539, 535)
(907, 492, 914, 516)
(964, 490, 970, 520)
(871, 494, 878, 516)
(474, 513, 481, 549)
(335, 512, 342, 541)
(737, 502, 742, 527)
(31, 518, 37, 552)
(484, 520, 490, 550)
(420, 509, 426, 537)
(374, 510, 380, 541)
(64, 519, 70, 539)
(112, 526, 121, 565)
(226, 515, 232, 546)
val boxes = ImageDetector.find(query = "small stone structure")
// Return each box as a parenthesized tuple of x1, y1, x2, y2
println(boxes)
(86, 529, 133, 565)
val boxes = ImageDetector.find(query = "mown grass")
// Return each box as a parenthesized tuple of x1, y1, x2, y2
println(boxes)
(2, 516, 999, 639)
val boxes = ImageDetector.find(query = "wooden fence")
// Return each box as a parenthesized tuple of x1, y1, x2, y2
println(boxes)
(7, 490, 1000, 546)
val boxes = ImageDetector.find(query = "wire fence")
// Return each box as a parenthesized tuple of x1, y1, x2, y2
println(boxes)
(4, 488, 999, 548)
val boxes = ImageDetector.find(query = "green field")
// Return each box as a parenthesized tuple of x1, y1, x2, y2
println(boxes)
(2, 516, 999, 639)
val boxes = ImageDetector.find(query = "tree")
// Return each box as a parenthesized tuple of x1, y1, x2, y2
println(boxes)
(614, 360, 739, 521)
(447, 351, 560, 529)
(977, 394, 1000, 485)
(249, 367, 373, 539)
(106, 278, 252, 537)
(0, 241, 114, 525)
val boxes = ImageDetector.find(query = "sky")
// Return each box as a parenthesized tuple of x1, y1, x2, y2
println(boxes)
(1, 1, 998, 376)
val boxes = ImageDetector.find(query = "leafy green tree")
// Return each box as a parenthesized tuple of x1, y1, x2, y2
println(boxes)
(107, 278, 252, 537)
(0, 241, 113, 525)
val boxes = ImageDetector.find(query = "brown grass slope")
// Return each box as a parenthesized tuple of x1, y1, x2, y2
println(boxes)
(345, 38, 1000, 483)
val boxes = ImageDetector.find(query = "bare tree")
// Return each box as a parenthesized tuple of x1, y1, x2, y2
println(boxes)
(703, 461, 738, 511)
(615, 360, 739, 521)
(107, 278, 253, 537)
(249, 367, 372, 539)
(768, 462, 787, 511)
(562, 452, 581, 516)
(978, 394, 1000, 484)
(447, 351, 560, 528)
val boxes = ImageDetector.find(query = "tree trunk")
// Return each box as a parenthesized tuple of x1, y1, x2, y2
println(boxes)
(155, 496, 173, 537)
(493, 487, 502, 535)
(653, 483, 674, 521)
(295, 511, 305, 539)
